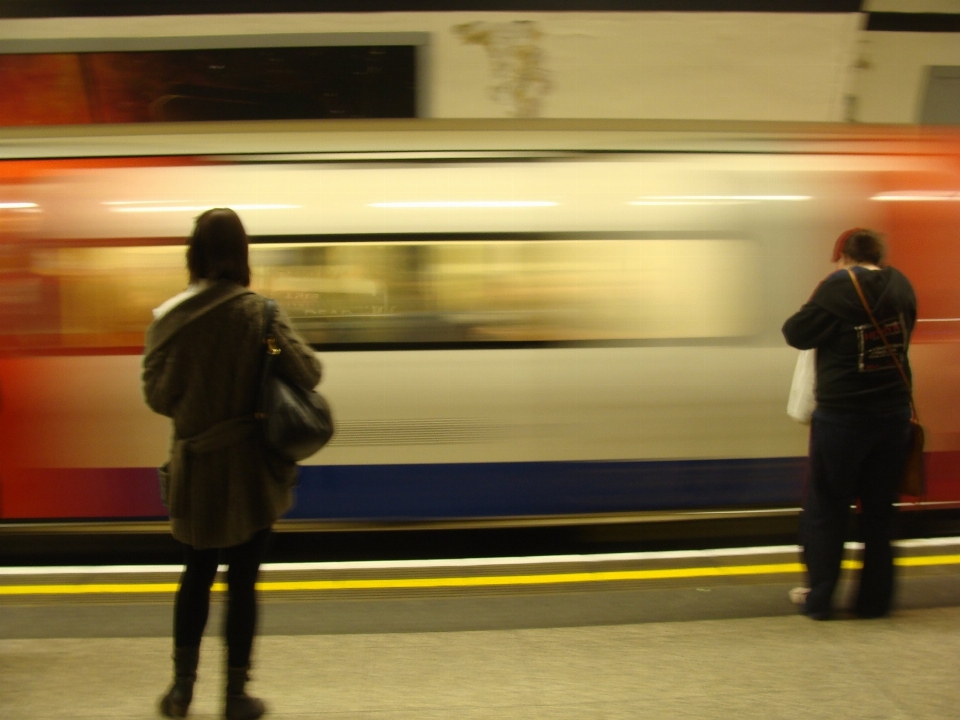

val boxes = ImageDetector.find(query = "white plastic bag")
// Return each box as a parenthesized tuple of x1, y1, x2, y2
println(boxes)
(787, 349, 816, 424)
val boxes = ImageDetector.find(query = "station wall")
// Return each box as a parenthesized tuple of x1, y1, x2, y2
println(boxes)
(854, 0, 960, 123)
(0, 11, 860, 122)
(854, 32, 960, 123)
(2, 7, 959, 124)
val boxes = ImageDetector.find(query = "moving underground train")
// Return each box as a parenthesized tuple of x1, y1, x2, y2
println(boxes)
(1, 120, 959, 527)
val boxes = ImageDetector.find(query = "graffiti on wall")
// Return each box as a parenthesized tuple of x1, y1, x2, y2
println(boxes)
(456, 21, 551, 118)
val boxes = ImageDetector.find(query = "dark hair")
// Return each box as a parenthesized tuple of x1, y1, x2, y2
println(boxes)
(831, 228, 886, 266)
(186, 208, 251, 286)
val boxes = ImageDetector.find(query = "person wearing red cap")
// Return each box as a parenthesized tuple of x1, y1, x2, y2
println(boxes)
(782, 229, 916, 620)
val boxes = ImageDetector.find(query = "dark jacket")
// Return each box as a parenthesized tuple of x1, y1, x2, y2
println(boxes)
(782, 266, 916, 414)
(143, 282, 322, 549)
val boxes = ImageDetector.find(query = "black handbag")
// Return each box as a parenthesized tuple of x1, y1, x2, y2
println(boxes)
(257, 299, 334, 462)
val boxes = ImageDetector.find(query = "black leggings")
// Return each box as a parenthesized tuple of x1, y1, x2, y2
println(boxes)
(173, 528, 270, 668)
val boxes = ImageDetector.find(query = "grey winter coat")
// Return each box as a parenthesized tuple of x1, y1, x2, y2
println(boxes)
(143, 282, 322, 549)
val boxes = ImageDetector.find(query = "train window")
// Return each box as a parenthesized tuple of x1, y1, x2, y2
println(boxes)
(2, 238, 761, 350)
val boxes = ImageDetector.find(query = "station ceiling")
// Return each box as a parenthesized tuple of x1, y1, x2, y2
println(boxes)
(0, 0, 867, 19)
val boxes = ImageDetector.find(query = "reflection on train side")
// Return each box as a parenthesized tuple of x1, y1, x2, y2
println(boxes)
(0, 238, 761, 350)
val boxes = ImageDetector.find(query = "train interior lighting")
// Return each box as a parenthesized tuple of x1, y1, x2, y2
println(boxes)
(871, 191, 960, 201)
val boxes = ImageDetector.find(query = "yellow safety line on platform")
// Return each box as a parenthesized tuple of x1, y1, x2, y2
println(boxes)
(2, 554, 959, 597)
(895, 554, 960, 567)
(255, 563, 807, 592)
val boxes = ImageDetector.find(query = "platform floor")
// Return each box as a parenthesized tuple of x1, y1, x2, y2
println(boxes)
(5, 608, 960, 719)
(3, 542, 960, 719)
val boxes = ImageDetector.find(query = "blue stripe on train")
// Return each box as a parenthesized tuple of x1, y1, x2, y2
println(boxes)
(288, 457, 808, 520)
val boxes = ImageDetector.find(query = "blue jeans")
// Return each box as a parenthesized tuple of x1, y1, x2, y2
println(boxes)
(801, 407, 912, 618)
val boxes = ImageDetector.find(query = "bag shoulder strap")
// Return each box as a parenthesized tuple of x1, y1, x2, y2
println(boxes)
(261, 298, 277, 344)
(256, 298, 280, 419)
(845, 267, 917, 420)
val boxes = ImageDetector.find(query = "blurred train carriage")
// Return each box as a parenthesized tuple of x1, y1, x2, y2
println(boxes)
(1, 120, 959, 526)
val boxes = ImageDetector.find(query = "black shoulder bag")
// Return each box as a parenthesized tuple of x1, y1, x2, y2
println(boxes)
(257, 299, 335, 462)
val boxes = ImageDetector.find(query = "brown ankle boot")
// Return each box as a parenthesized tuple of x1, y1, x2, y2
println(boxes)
(159, 645, 200, 718)
(225, 666, 266, 720)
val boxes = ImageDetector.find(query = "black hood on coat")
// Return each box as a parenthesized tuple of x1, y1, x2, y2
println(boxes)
(811, 266, 916, 326)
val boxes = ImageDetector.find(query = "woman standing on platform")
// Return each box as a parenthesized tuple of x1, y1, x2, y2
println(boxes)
(143, 209, 321, 719)
(782, 228, 917, 620)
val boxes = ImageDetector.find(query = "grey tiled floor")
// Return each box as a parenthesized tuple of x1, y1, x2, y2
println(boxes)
(3, 606, 959, 719)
